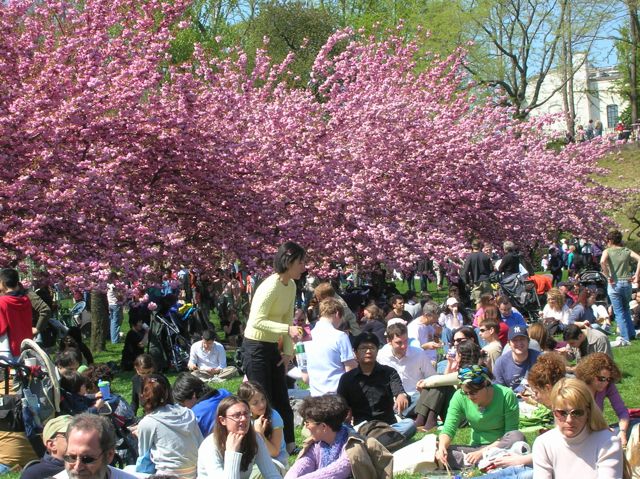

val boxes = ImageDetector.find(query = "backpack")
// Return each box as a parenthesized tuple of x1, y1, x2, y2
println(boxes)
(357, 420, 406, 452)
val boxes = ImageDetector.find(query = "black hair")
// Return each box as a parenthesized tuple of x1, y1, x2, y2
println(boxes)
(563, 324, 583, 341)
(56, 349, 81, 368)
(389, 294, 404, 305)
(606, 229, 623, 245)
(60, 372, 88, 394)
(172, 372, 207, 404)
(273, 241, 306, 274)
(0, 268, 19, 289)
(353, 332, 380, 350)
(298, 394, 349, 432)
(202, 329, 216, 342)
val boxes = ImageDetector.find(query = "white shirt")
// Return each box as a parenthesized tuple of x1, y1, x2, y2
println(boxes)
(377, 345, 436, 394)
(542, 304, 570, 326)
(305, 320, 356, 396)
(106, 283, 119, 306)
(404, 302, 422, 320)
(188, 340, 227, 370)
(407, 320, 438, 362)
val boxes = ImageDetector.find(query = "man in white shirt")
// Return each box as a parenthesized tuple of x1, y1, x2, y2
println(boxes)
(378, 322, 436, 416)
(188, 329, 237, 381)
(304, 297, 358, 396)
(407, 302, 441, 365)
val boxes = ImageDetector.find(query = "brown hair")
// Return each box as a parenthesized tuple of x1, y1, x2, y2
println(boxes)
(478, 305, 500, 325)
(364, 304, 384, 322)
(575, 352, 622, 385)
(528, 323, 550, 351)
(213, 396, 257, 471)
(314, 282, 335, 301)
(528, 352, 566, 390)
(140, 374, 173, 414)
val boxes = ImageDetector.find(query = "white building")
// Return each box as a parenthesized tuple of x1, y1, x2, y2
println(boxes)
(527, 54, 626, 134)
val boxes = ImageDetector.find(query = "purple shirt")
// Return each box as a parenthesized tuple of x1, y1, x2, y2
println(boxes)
(284, 434, 351, 479)
(595, 382, 629, 421)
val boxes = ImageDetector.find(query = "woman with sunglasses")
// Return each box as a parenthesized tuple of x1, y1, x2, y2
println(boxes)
(477, 353, 567, 478)
(284, 394, 392, 479)
(575, 352, 630, 449)
(197, 396, 281, 479)
(135, 374, 203, 478)
(435, 365, 524, 469)
(532, 378, 624, 478)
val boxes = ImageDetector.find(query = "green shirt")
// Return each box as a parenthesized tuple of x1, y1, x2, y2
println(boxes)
(606, 247, 633, 282)
(441, 383, 519, 446)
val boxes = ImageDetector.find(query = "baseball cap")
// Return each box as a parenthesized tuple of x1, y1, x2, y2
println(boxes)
(446, 297, 459, 307)
(43, 415, 73, 442)
(508, 325, 529, 341)
(387, 317, 407, 327)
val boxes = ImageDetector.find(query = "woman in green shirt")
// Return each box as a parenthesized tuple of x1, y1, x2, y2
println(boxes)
(600, 229, 640, 342)
(435, 365, 524, 469)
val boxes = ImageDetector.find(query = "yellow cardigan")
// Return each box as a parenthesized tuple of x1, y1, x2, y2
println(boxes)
(244, 273, 295, 355)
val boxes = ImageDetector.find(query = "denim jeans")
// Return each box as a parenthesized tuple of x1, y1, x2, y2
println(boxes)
(390, 417, 417, 439)
(608, 281, 634, 341)
(109, 304, 124, 344)
(0, 464, 10, 475)
(481, 465, 533, 479)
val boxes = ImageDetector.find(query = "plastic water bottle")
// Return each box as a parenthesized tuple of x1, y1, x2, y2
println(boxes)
(97, 380, 111, 399)
(295, 343, 307, 372)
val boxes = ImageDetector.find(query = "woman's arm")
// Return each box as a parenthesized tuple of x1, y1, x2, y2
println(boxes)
(254, 435, 284, 479)
(255, 417, 282, 458)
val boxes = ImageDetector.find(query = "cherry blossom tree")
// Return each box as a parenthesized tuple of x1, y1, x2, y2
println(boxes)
(0, 0, 625, 289)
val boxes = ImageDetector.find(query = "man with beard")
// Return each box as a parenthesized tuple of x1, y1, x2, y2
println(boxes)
(54, 414, 137, 479)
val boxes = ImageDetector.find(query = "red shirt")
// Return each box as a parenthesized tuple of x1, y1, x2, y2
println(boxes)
(0, 293, 33, 356)
(528, 274, 553, 295)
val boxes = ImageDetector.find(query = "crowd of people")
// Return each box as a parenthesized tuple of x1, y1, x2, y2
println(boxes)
(0, 230, 639, 478)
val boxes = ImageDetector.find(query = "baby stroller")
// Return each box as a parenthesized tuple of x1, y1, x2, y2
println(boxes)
(147, 310, 191, 372)
(577, 270, 610, 307)
(494, 273, 542, 322)
(0, 339, 60, 458)
(167, 302, 211, 340)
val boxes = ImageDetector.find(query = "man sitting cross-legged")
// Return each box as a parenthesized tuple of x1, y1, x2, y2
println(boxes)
(337, 333, 417, 441)
(188, 329, 237, 381)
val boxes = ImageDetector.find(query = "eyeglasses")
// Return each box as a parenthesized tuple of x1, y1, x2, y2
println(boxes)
(553, 409, 586, 421)
(460, 387, 484, 397)
(357, 346, 377, 352)
(596, 376, 612, 383)
(225, 412, 250, 421)
(63, 451, 105, 465)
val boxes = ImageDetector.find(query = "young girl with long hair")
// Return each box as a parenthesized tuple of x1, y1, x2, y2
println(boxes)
(237, 381, 288, 468)
(197, 396, 281, 479)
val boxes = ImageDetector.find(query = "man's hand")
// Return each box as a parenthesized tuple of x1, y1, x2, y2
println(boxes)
(422, 341, 440, 350)
(436, 444, 448, 465)
(209, 367, 222, 375)
(394, 393, 409, 413)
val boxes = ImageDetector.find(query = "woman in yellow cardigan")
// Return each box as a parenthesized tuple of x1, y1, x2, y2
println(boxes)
(243, 241, 305, 453)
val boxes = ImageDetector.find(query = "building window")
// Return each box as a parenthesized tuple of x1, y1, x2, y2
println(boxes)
(607, 105, 619, 128)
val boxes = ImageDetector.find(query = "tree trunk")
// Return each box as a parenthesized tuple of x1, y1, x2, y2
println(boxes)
(629, 1, 639, 125)
(90, 290, 109, 352)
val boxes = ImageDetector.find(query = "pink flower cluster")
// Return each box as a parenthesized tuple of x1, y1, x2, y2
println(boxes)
(0, 0, 627, 288)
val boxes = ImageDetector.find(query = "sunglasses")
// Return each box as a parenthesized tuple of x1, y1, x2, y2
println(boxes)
(553, 409, 586, 420)
(357, 346, 377, 352)
(452, 338, 467, 344)
(596, 376, 612, 383)
(63, 451, 105, 465)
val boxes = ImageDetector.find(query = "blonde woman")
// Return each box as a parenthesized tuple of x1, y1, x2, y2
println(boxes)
(532, 378, 624, 478)
(541, 288, 569, 336)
